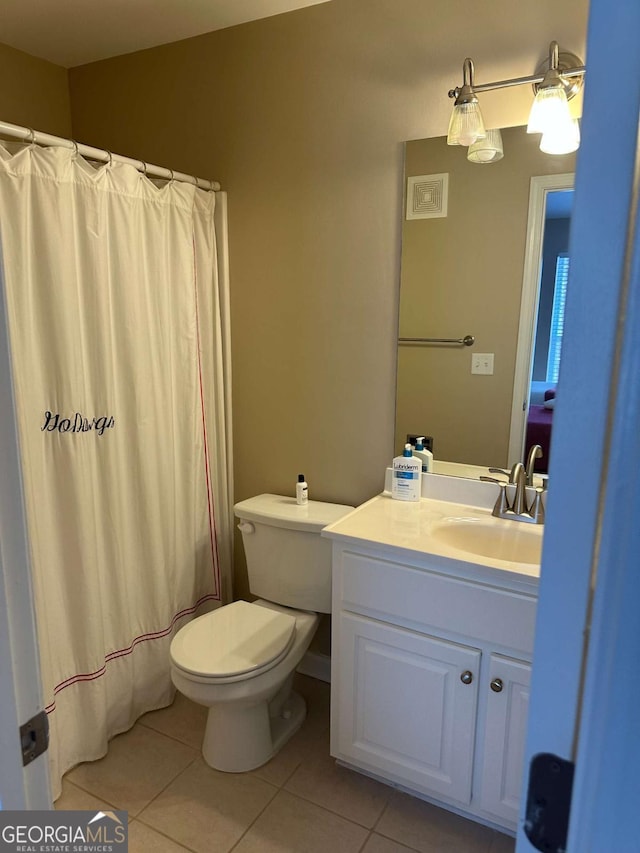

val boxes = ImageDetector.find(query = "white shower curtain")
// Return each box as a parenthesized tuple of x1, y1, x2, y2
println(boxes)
(0, 141, 233, 799)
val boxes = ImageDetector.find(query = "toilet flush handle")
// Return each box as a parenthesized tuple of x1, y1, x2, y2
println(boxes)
(237, 521, 255, 534)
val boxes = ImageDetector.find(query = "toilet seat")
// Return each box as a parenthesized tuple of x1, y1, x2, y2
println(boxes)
(170, 600, 297, 683)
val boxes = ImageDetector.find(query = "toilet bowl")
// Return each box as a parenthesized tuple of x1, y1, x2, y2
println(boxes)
(171, 599, 318, 771)
(170, 494, 353, 772)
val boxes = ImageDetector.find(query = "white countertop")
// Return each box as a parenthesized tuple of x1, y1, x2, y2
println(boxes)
(322, 489, 542, 593)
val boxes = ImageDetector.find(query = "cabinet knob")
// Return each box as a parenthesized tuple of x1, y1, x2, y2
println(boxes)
(460, 670, 473, 685)
(490, 678, 504, 693)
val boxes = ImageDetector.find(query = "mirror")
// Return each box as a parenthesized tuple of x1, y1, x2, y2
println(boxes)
(396, 125, 576, 474)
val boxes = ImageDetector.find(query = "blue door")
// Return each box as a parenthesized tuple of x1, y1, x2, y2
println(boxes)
(518, 1, 640, 850)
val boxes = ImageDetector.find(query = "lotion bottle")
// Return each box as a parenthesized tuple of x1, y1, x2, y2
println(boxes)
(414, 436, 433, 473)
(296, 473, 308, 505)
(391, 444, 421, 501)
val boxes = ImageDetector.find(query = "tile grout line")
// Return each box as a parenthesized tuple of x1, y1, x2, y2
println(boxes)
(276, 750, 395, 833)
(277, 781, 391, 832)
(278, 788, 384, 835)
(59, 720, 200, 812)
(129, 817, 200, 853)
(369, 794, 427, 853)
(372, 794, 392, 832)
(250, 747, 306, 790)
(63, 748, 200, 822)
(356, 829, 373, 853)
(141, 696, 325, 851)
(134, 764, 280, 853)
(137, 717, 206, 751)
(225, 777, 282, 853)
(227, 787, 375, 853)
(56, 778, 122, 812)
(134, 749, 202, 820)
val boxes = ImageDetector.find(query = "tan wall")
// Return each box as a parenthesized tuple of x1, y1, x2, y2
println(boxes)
(0, 42, 71, 137)
(398, 128, 576, 468)
(66, 0, 588, 596)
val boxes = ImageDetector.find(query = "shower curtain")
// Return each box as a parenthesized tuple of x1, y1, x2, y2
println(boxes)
(0, 141, 233, 799)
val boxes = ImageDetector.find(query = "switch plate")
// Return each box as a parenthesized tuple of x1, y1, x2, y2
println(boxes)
(472, 353, 494, 375)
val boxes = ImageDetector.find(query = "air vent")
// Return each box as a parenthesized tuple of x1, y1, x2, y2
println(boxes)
(406, 173, 449, 220)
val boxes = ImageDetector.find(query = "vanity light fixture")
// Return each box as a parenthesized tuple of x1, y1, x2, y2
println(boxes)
(447, 41, 585, 159)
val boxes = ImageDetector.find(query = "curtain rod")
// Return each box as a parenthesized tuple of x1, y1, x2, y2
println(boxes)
(0, 120, 220, 192)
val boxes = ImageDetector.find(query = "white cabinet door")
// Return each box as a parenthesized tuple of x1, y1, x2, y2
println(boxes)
(335, 613, 480, 804)
(479, 654, 531, 826)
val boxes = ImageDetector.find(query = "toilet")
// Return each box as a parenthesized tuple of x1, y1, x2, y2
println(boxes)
(169, 493, 353, 772)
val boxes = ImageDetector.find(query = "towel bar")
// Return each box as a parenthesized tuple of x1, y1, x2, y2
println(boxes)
(398, 334, 475, 347)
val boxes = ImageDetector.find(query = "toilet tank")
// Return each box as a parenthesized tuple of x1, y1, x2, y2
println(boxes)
(234, 494, 354, 614)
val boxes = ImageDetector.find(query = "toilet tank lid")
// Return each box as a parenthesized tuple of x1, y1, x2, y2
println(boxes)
(234, 494, 354, 533)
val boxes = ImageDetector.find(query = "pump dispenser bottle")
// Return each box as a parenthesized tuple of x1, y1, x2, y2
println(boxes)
(296, 473, 308, 505)
(391, 444, 421, 501)
(414, 436, 433, 473)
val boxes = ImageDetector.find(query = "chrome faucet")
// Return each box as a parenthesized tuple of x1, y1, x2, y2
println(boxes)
(481, 460, 545, 525)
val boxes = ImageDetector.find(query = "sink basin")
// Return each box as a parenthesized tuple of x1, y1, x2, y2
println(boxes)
(431, 518, 543, 565)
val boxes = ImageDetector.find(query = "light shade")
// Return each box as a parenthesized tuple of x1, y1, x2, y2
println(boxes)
(447, 101, 486, 147)
(527, 85, 573, 135)
(467, 129, 504, 163)
(540, 118, 581, 155)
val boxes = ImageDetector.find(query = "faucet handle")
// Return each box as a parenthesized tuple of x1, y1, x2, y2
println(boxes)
(527, 487, 545, 524)
(481, 477, 512, 517)
(489, 482, 511, 518)
(488, 467, 510, 479)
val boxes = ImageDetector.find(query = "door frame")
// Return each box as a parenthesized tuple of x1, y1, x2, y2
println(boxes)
(508, 172, 575, 467)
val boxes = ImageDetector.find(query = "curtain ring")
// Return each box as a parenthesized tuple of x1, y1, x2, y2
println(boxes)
(140, 160, 148, 179)
(71, 140, 79, 160)
(169, 169, 175, 183)
(26, 128, 36, 147)
(105, 150, 113, 169)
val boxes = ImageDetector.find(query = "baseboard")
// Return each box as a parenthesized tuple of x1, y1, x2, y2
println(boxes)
(296, 650, 331, 683)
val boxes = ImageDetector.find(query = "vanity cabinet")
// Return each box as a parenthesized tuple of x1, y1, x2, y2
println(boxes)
(328, 535, 537, 833)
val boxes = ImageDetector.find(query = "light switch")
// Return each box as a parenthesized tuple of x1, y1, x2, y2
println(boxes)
(471, 353, 494, 375)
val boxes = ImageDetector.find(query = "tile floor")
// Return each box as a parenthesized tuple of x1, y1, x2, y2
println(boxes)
(56, 675, 516, 853)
